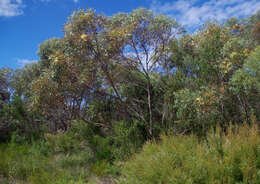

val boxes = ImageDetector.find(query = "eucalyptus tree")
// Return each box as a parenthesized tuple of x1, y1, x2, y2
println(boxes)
(0, 68, 11, 104)
(109, 8, 183, 136)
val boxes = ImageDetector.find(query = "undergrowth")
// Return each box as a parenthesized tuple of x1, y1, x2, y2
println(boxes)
(119, 122, 260, 184)
(1, 121, 260, 184)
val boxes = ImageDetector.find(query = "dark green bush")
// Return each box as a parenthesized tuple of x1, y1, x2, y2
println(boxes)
(112, 121, 146, 160)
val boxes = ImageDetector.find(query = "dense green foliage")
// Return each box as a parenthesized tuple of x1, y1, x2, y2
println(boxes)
(1, 7, 260, 183)
(119, 122, 260, 184)
(0, 121, 121, 184)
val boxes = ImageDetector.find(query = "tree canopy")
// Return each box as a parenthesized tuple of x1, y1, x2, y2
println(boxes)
(1, 8, 260, 140)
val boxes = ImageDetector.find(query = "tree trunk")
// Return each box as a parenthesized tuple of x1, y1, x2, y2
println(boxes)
(147, 78, 153, 137)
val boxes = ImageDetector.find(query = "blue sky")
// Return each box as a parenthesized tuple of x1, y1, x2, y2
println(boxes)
(0, 0, 260, 69)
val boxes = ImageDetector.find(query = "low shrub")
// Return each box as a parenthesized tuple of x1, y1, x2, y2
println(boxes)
(112, 121, 146, 160)
(0, 141, 47, 180)
(0, 136, 91, 184)
(58, 151, 93, 168)
(44, 131, 81, 154)
(119, 123, 260, 184)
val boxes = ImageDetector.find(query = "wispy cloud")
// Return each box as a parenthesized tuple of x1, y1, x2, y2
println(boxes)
(0, 0, 24, 17)
(39, 0, 52, 2)
(0, 0, 79, 17)
(40, 0, 79, 3)
(150, 0, 260, 29)
(17, 58, 37, 67)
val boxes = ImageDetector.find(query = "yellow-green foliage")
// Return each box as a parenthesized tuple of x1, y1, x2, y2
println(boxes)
(119, 123, 260, 184)
(0, 133, 91, 184)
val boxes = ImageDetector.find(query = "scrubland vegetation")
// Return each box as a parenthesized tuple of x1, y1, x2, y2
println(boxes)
(1, 7, 260, 183)
(119, 122, 260, 184)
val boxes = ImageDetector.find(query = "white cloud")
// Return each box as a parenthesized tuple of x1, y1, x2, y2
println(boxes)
(0, 0, 24, 17)
(150, 0, 260, 29)
(40, 0, 79, 2)
(39, 0, 52, 2)
(17, 58, 37, 67)
(0, 0, 79, 17)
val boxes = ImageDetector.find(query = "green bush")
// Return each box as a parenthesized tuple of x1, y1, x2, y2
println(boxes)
(0, 138, 91, 184)
(90, 160, 110, 177)
(58, 151, 92, 168)
(112, 121, 146, 160)
(118, 123, 260, 184)
(0, 141, 48, 180)
(44, 130, 82, 154)
(173, 87, 222, 136)
(87, 135, 112, 161)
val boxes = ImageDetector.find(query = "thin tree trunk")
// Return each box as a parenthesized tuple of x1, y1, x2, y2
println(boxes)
(147, 78, 153, 137)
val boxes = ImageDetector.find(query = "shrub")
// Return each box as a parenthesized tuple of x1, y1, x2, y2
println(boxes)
(44, 131, 81, 154)
(0, 138, 91, 184)
(58, 151, 93, 168)
(0, 141, 47, 180)
(90, 160, 110, 177)
(112, 121, 146, 160)
(118, 122, 260, 184)
(173, 87, 222, 137)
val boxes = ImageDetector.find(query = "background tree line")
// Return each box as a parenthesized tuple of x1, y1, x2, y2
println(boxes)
(1, 8, 260, 143)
